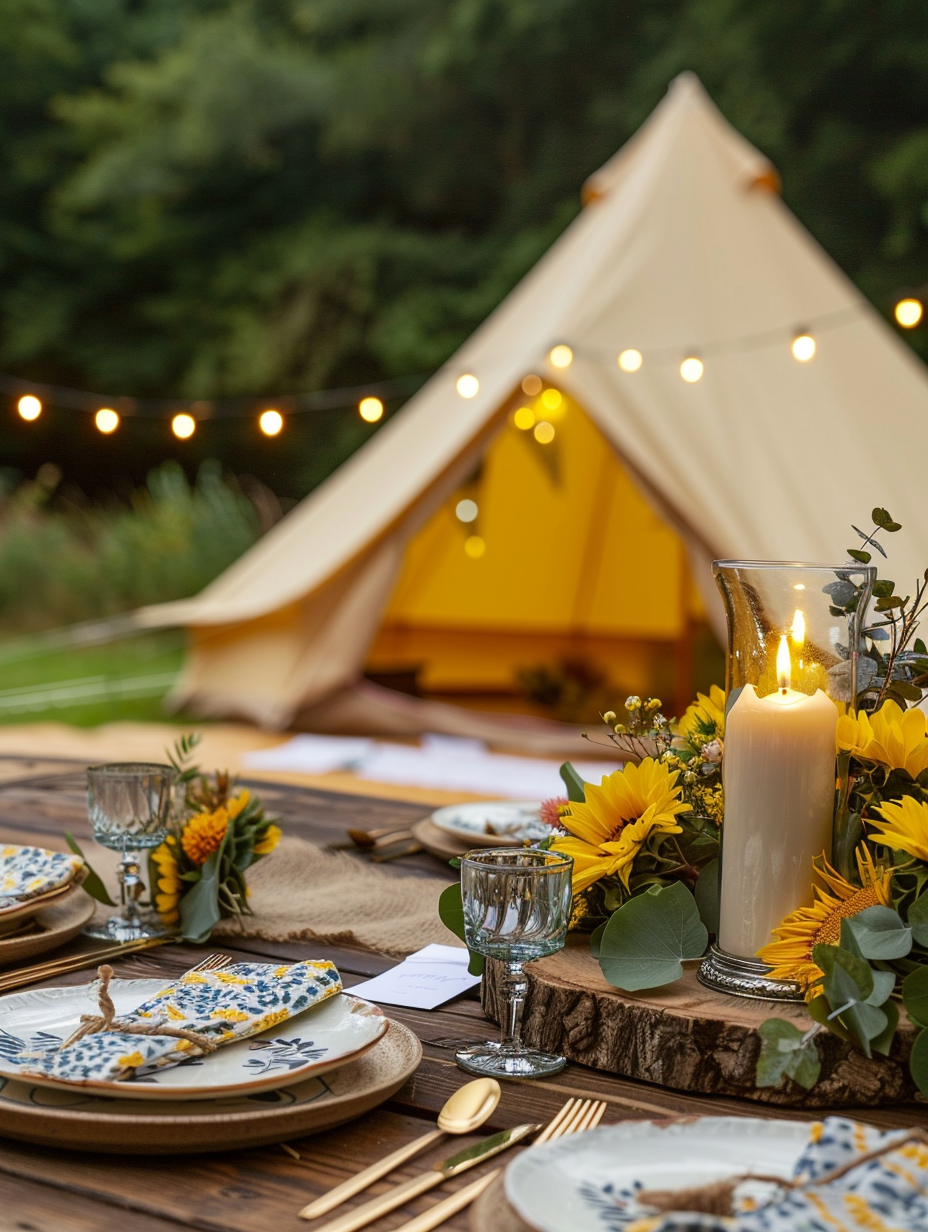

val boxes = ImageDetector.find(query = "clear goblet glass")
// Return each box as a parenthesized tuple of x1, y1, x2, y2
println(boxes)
(455, 848, 573, 1080)
(84, 762, 177, 943)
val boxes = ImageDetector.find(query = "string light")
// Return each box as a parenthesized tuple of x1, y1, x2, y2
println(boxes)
(895, 297, 923, 328)
(533, 421, 555, 444)
(617, 349, 643, 373)
(680, 356, 704, 383)
(16, 395, 41, 421)
(521, 374, 542, 395)
(512, 406, 535, 430)
(548, 344, 573, 369)
(456, 374, 480, 398)
(171, 413, 196, 439)
(541, 388, 562, 411)
(464, 535, 486, 558)
(95, 408, 119, 434)
(358, 396, 384, 423)
(455, 499, 478, 523)
(791, 332, 816, 362)
(259, 409, 284, 436)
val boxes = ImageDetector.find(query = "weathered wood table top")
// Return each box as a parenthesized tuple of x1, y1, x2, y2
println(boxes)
(0, 756, 920, 1232)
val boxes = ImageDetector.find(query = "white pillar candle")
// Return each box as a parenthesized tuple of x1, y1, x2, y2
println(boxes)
(719, 660, 837, 959)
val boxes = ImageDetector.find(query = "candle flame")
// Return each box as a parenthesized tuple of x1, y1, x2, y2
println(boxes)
(790, 608, 806, 647)
(776, 634, 792, 692)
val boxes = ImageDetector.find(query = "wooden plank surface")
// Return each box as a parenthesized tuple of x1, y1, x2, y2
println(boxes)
(0, 757, 920, 1232)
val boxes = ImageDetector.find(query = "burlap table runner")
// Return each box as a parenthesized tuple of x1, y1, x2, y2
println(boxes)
(213, 836, 461, 956)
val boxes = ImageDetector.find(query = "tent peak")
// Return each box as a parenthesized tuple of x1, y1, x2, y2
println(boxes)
(582, 73, 780, 205)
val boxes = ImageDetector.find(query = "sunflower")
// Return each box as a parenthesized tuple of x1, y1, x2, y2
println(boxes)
(676, 684, 726, 745)
(151, 842, 182, 924)
(836, 700, 928, 779)
(757, 848, 893, 997)
(549, 759, 689, 893)
(253, 823, 282, 855)
(870, 795, 928, 864)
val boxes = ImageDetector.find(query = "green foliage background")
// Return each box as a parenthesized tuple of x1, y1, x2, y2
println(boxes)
(2, 0, 928, 495)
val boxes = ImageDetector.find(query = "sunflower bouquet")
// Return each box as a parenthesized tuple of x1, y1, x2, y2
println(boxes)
(150, 735, 282, 944)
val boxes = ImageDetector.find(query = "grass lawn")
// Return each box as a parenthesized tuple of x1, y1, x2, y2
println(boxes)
(0, 629, 191, 726)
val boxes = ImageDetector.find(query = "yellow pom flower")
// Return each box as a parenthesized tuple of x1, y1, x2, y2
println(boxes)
(757, 848, 893, 998)
(870, 795, 928, 864)
(837, 700, 928, 779)
(550, 759, 689, 893)
(676, 684, 726, 743)
(254, 823, 281, 855)
(151, 841, 181, 924)
(181, 807, 229, 865)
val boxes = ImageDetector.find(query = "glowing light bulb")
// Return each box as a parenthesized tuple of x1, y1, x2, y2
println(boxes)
(548, 344, 573, 369)
(895, 297, 923, 328)
(617, 349, 643, 373)
(521, 374, 542, 395)
(464, 535, 485, 559)
(680, 356, 704, 383)
(541, 388, 562, 411)
(790, 608, 806, 647)
(455, 499, 478, 523)
(95, 408, 119, 434)
(456, 373, 480, 398)
(776, 633, 792, 692)
(791, 333, 816, 362)
(512, 405, 535, 430)
(17, 395, 41, 421)
(259, 409, 283, 436)
(172, 413, 196, 440)
(533, 421, 555, 444)
(359, 396, 383, 423)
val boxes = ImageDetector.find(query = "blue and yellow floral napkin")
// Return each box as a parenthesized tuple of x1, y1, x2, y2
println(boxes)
(626, 1118, 928, 1232)
(16, 959, 341, 1083)
(0, 844, 84, 909)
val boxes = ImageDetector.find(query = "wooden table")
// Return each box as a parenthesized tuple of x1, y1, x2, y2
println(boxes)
(0, 757, 920, 1232)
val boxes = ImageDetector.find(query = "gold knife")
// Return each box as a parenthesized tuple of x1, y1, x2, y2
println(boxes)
(0, 937, 170, 993)
(301, 1122, 540, 1229)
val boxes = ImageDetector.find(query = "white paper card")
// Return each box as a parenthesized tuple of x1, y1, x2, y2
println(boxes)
(352, 944, 481, 1010)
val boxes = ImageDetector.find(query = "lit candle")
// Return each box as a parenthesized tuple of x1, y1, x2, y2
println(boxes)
(718, 628, 837, 960)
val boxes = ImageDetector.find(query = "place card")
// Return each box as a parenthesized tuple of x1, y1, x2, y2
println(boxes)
(351, 944, 481, 1010)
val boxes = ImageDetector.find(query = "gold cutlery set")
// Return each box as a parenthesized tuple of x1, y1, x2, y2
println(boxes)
(0, 936, 172, 993)
(300, 1092, 607, 1231)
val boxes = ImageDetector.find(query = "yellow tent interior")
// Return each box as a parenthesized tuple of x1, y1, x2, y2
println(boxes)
(366, 386, 720, 720)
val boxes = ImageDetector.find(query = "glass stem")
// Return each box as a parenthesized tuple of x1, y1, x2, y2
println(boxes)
(117, 851, 143, 926)
(500, 961, 527, 1052)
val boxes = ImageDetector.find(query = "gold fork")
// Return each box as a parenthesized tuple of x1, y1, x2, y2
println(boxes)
(187, 952, 234, 974)
(390, 1097, 608, 1232)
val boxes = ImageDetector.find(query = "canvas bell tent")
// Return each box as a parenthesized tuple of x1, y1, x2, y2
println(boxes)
(137, 73, 928, 740)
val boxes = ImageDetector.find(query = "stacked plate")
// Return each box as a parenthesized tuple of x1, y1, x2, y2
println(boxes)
(413, 801, 550, 859)
(0, 975, 420, 1152)
(0, 844, 94, 964)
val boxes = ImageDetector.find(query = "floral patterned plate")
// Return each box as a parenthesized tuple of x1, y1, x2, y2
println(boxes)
(0, 980, 388, 1101)
(504, 1119, 812, 1232)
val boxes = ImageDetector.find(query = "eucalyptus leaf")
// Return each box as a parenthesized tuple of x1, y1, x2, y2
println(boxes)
(599, 882, 707, 992)
(64, 831, 115, 907)
(437, 883, 484, 976)
(559, 762, 587, 804)
(807, 993, 852, 1044)
(588, 919, 607, 959)
(910, 1028, 928, 1096)
(902, 965, 928, 1028)
(867, 969, 897, 1007)
(756, 1018, 821, 1090)
(847, 549, 871, 565)
(907, 893, 928, 947)
(872, 579, 896, 598)
(845, 905, 912, 960)
(813, 943, 886, 1056)
(871, 998, 899, 1057)
(178, 849, 223, 944)
(693, 856, 719, 936)
(872, 508, 902, 532)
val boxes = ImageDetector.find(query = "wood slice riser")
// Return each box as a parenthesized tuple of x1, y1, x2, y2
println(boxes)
(481, 936, 923, 1108)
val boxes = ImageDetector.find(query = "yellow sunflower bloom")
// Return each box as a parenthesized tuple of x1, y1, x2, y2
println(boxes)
(254, 823, 281, 855)
(837, 700, 928, 779)
(181, 807, 229, 865)
(549, 759, 689, 893)
(228, 789, 251, 820)
(676, 685, 726, 743)
(757, 848, 893, 998)
(870, 795, 928, 864)
(151, 841, 181, 925)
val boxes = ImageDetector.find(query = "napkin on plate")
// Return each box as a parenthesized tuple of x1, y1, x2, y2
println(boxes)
(624, 1117, 928, 1232)
(16, 959, 342, 1083)
(0, 844, 84, 909)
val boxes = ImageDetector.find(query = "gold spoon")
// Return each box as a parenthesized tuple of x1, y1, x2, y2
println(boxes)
(298, 1077, 501, 1220)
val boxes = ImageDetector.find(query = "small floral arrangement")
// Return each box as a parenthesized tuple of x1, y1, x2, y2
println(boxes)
(150, 735, 281, 944)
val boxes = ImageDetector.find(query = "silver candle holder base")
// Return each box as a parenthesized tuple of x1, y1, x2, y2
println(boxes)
(697, 944, 803, 1002)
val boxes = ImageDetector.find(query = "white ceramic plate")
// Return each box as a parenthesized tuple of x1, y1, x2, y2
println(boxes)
(504, 1118, 812, 1232)
(429, 801, 549, 844)
(0, 980, 388, 1101)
